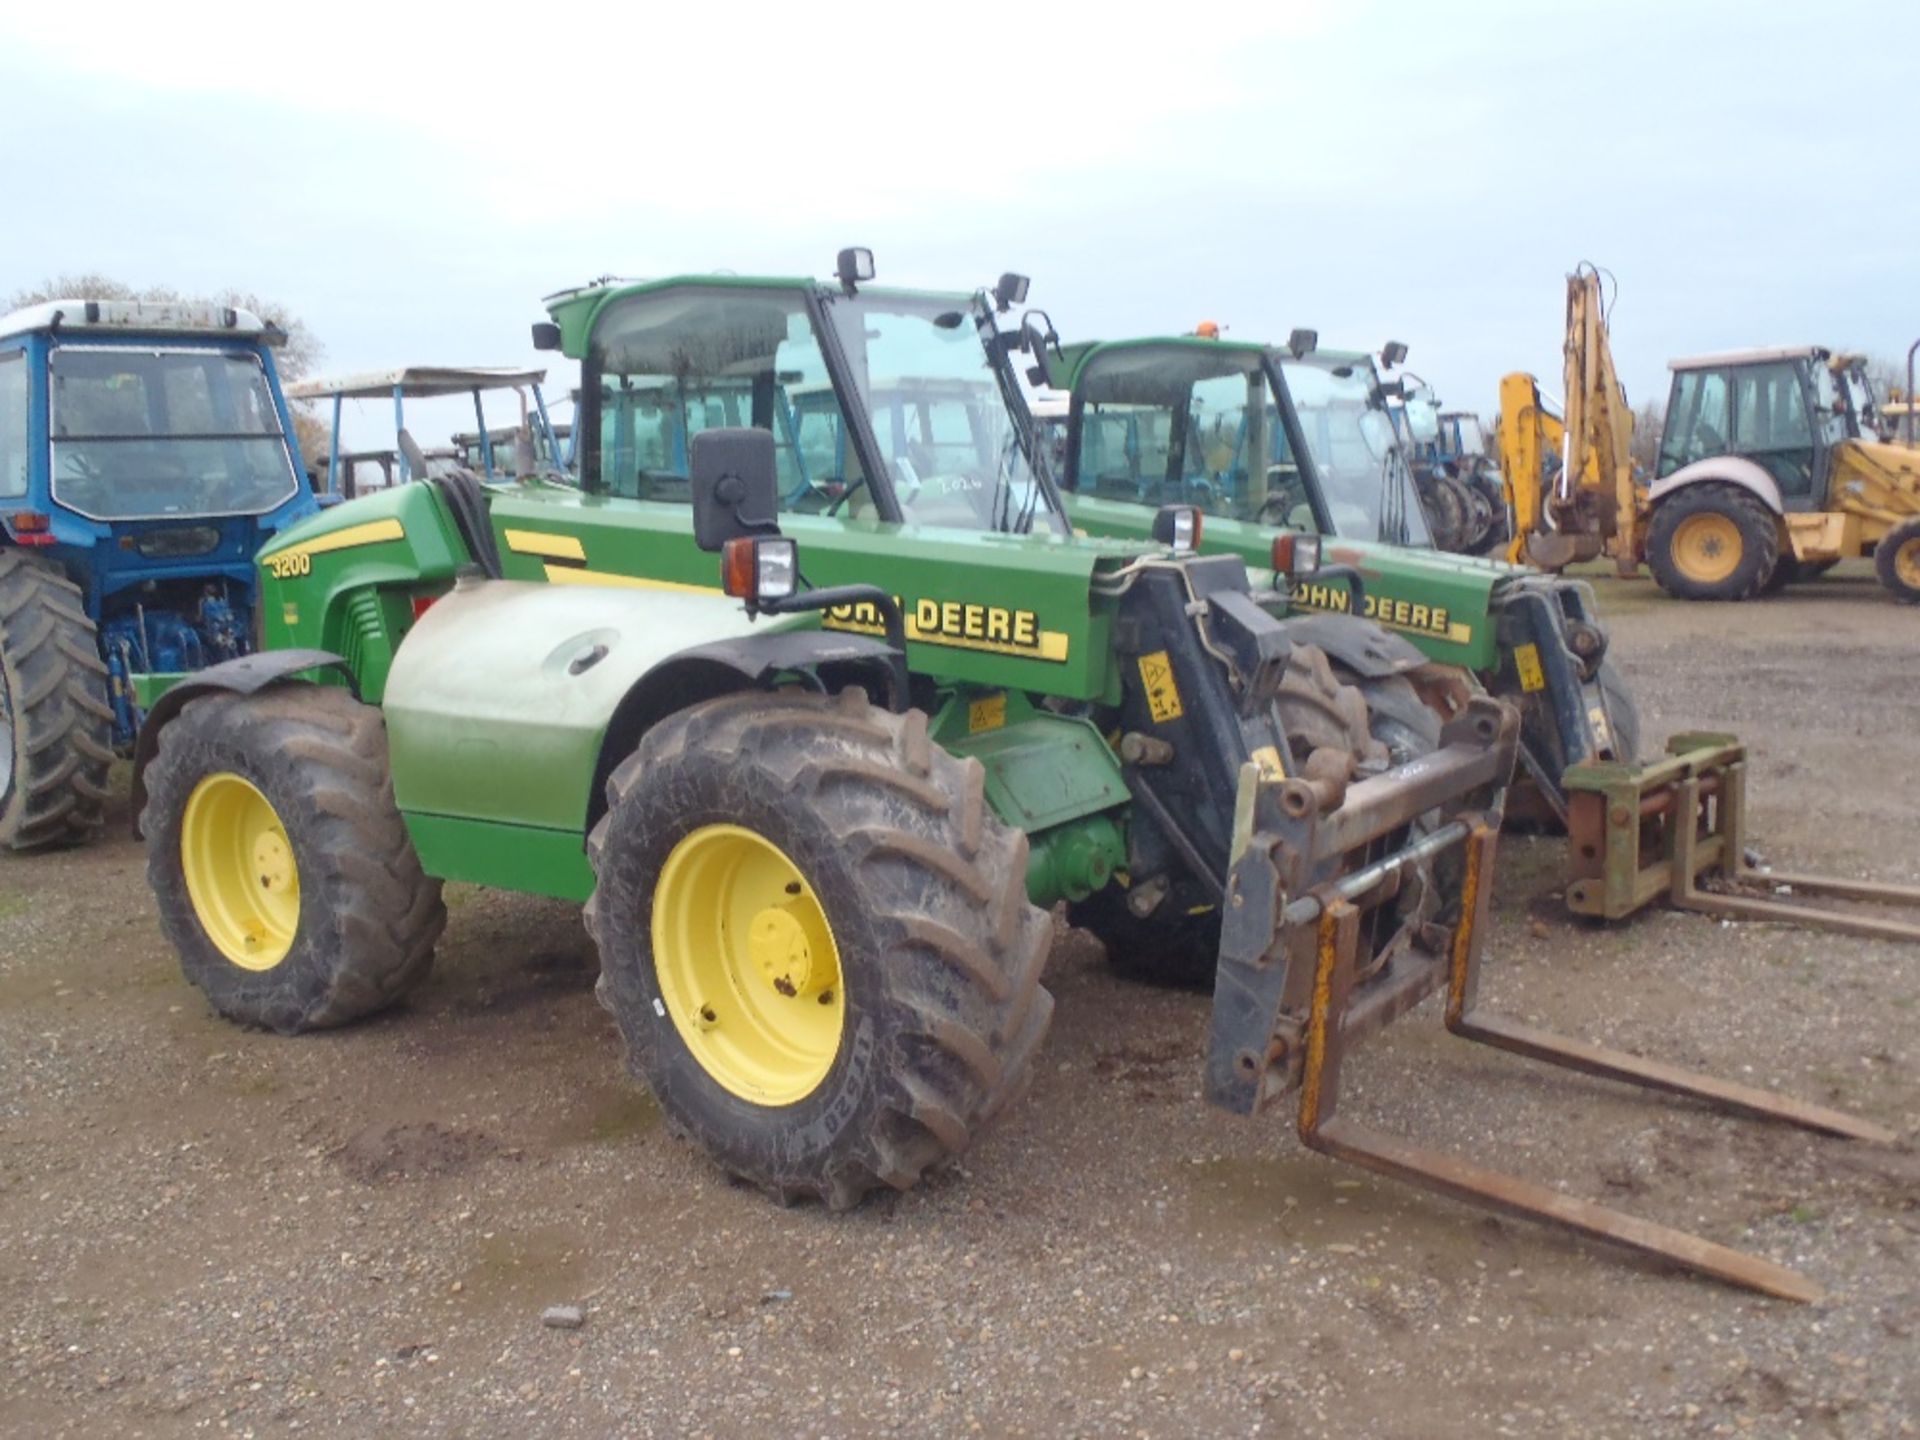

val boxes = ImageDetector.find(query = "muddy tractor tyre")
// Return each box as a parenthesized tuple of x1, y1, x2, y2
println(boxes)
(1646, 485, 1780, 601)
(1332, 667, 1442, 768)
(0, 551, 112, 850)
(1591, 657, 1642, 766)
(585, 688, 1054, 1209)
(1071, 643, 1389, 990)
(1874, 516, 1920, 603)
(1419, 476, 1466, 553)
(142, 686, 445, 1033)
(1442, 473, 1491, 553)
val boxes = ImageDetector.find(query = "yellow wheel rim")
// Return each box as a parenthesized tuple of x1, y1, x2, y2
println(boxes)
(180, 773, 300, 971)
(1671, 512, 1743, 585)
(1896, 536, 1920, 590)
(651, 824, 845, 1106)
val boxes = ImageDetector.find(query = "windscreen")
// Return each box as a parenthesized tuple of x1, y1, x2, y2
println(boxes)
(1280, 357, 1431, 545)
(1068, 345, 1314, 529)
(824, 291, 1055, 531)
(49, 348, 299, 520)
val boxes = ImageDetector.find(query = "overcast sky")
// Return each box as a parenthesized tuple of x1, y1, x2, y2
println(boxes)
(5, 0, 1917, 450)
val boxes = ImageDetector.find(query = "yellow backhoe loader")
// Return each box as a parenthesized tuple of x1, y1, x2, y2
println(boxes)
(1499, 266, 1920, 602)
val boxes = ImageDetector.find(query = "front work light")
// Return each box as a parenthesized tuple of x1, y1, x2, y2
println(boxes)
(722, 536, 799, 605)
(1151, 504, 1202, 554)
(1272, 532, 1321, 579)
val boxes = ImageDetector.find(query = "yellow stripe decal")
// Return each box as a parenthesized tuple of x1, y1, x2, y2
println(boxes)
(504, 528, 587, 562)
(543, 564, 723, 596)
(260, 517, 405, 564)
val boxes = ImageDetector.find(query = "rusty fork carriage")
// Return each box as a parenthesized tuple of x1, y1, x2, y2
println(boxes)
(1564, 732, 1920, 945)
(1207, 702, 1896, 1303)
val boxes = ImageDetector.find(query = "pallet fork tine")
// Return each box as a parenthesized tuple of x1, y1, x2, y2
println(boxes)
(1211, 708, 1896, 1304)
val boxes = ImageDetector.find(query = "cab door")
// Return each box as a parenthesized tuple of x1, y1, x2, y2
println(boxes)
(1727, 360, 1822, 511)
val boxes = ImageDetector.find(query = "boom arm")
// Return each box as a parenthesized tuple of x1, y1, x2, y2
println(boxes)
(1496, 266, 1641, 572)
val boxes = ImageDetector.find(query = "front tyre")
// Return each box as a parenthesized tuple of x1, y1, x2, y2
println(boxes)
(142, 686, 445, 1032)
(586, 688, 1053, 1209)
(1874, 516, 1920, 603)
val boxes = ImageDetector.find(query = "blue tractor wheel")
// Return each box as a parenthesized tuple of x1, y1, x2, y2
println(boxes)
(0, 552, 114, 850)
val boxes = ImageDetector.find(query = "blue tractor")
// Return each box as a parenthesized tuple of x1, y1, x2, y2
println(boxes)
(0, 298, 318, 849)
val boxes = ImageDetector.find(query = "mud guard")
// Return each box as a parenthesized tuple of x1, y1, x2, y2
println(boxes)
(1272, 612, 1428, 680)
(129, 649, 356, 837)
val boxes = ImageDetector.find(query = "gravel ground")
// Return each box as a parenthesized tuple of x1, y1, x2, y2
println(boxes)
(2, 564, 1917, 1439)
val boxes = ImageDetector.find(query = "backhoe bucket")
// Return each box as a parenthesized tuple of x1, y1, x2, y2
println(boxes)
(1565, 733, 1920, 944)
(1209, 707, 1895, 1302)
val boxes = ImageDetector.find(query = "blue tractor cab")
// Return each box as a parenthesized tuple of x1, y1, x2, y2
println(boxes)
(0, 298, 318, 849)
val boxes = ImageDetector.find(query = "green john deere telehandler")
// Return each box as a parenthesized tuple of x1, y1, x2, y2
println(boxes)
(1012, 319, 1640, 825)
(132, 253, 1889, 1299)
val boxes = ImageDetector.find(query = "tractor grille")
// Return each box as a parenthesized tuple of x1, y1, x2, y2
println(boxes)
(336, 588, 389, 688)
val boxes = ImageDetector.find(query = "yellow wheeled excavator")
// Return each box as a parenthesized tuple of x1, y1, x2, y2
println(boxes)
(1498, 265, 1920, 602)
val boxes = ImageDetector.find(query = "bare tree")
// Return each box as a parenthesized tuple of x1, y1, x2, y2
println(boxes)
(1629, 396, 1664, 472)
(1859, 354, 1912, 403)
(5, 275, 322, 384)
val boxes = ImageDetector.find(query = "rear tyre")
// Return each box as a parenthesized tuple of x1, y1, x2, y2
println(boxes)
(1646, 485, 1780, 601)
(0, 551, 112, 850)
(1420, 476, 1465, 552)
(1442, 473, 1490, 552)
(1874, 516, 1920, 603)
(1760, 557, 1802, 593)
(142, 686, 445, 1032)
(586, 688, 1053, 1209)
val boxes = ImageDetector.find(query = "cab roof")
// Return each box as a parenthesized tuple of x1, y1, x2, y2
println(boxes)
(0, 298, 277, 344)
(540, 274, 973, 360)
(286, 366, 547, 401)
(1049, 334, 1270, 391)
(1669, 345, 1830, 372)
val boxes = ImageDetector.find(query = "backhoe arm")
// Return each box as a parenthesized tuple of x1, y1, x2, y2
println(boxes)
(1496, 266, 1641, 572)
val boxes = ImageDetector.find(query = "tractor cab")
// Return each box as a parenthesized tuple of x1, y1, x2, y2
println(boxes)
(0, 298, 318, 752)
(1656, 347, 1857, 510)
(288, 367, 561, 501)
(543, 260, 1071, 538)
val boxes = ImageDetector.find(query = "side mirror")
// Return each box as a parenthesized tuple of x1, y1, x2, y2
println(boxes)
(690, 428, 781, 552)
(1380, 340, 1409, 368)
(994, 272, 1030, 311)
(1021, 311, 1058, 386)
(1286, 328, 1318, 359)
(531, 321, 562, 352)
(836, 246, 876, 293)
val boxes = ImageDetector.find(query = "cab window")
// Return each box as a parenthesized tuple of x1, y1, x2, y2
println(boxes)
(0, 352, 26, 499)
(586, 287, 864, 513)
(1656, 368, 1730, 477)
(1730, 361, 1815, 496)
